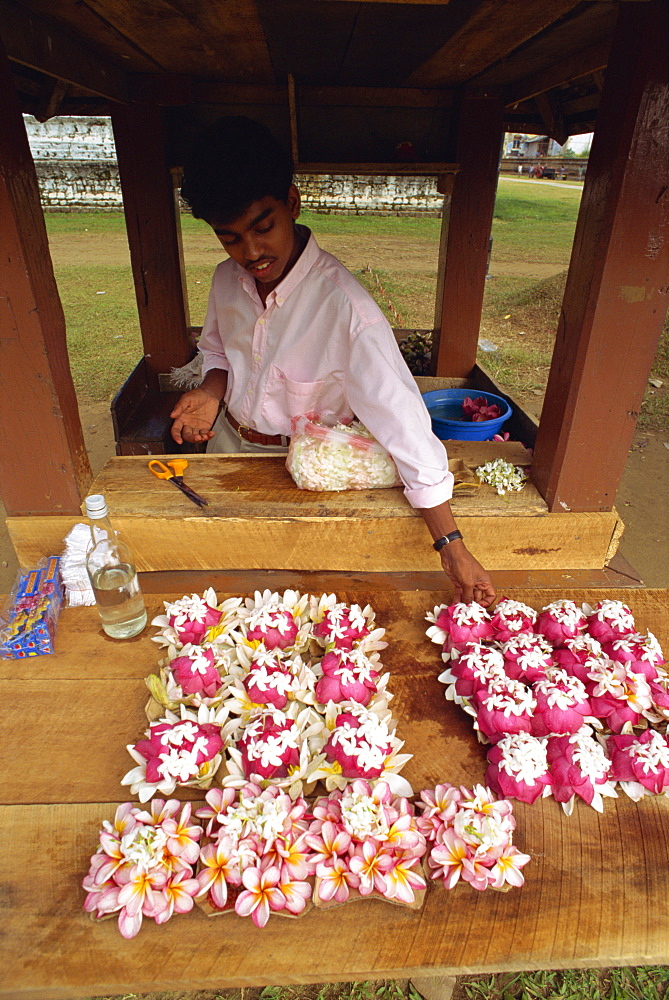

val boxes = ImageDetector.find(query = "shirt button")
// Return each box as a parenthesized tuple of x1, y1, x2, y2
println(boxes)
(254, 354, 261, 362)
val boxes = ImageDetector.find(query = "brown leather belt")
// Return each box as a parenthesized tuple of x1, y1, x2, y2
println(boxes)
(225, 409, 289, 447)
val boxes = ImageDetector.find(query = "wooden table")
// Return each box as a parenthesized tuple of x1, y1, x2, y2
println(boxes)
(2, 586, 668, 1000)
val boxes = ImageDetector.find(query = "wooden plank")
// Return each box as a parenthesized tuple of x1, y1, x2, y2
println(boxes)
(432, 96, 505, 377)
(405, 0, 582, 88)
(0, 0, 128, 100)
(1, 589, 668, 998)
(111, 103, 193, 388)
(506, 40, 611, 106)
(7, 508, 622, 573)
(0, 36, 92, 517)
(532, 0, 669, 513)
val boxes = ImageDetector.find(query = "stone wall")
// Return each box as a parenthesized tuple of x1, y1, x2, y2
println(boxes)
(25, 115, 444, 216)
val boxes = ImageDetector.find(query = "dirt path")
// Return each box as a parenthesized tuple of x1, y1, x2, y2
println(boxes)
(46, 230, 564, 281)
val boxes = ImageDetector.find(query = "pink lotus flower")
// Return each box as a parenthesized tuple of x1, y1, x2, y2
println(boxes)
(535, 600, 587, 646)
(315, 648, 380, 706)
(323, 710, 394, 779)
(313, 604, 371, 649)
(462, 396, 502, 422)
(244, 661, 295, 709)
(587, 660, 653, 733)
(473, 679, 536, 743)
(546, 730, 614, 810)
(607, 730, 669, 796)
(134, 719, 223, 785)
(236, 715, 300, 780)
(168, 595, 222, 645)
(450, 644, 506, 699)
(235, 863, 286, 927)
(247, 608, 298, 650)
(602, 632, 664, 682)
(531, 669, 592, 737)
(486, 733, 552, 804)
(435, 602, 494, 653)
(489, 598, 537, 643)
(552, 635, 605, 683)
(170, 645, 223, 697)
(502, 634, 554, 684)
(586, 600, 636, 644)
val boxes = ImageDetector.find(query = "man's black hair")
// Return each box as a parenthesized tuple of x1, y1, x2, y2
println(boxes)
(180, 116, 294, 224)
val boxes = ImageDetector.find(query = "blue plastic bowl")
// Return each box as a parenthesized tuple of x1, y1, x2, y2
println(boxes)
(422, 388, 512, 440)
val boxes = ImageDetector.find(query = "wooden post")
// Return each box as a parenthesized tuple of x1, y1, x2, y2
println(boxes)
(0, 38, 91, 516)
(111, 104, 192, 389)
(431, 95, 504, 377)
(532, 0, 669, 513)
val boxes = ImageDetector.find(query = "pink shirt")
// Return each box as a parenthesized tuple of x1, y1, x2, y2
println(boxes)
(199, 230, 454, 509)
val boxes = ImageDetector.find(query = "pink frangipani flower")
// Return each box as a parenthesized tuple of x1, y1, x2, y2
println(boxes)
(235, 864, 286, 927)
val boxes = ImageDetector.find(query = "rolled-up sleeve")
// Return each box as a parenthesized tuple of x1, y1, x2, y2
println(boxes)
(346, 320, 454, 508)
(199, 268, 230, 377)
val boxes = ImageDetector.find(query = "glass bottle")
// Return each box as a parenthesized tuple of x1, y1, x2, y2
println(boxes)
(84, 494, 147, 639)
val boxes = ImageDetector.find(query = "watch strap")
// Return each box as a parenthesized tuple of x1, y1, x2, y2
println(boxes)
(433, 530, 463, 551)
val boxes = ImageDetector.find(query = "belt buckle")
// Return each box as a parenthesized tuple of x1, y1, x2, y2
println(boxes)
(237, 422, 250, 442)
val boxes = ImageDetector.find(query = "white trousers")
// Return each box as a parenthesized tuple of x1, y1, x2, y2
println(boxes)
(205, 410, 289, 455)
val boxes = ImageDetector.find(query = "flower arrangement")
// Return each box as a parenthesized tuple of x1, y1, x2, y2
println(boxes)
(138, 588, 411, 800)
(82, 800, 202, 938)
(122, 705, 229, 802)
(475, 459, 526, 496)
(427, 596, 669, 813)
(194, 784, 313, 926)
(307, 779, 427, 906)
(418, 783, 531, 891)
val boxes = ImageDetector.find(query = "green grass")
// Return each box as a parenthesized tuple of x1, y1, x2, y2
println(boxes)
(45, 179, 667, 432)
(84, 968, 669, 1000)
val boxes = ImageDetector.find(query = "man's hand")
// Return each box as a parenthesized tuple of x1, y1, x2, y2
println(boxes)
(439, 539, 496, 608)
(170, 387, 221, 444)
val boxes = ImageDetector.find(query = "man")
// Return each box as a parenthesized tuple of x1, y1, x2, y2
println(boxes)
(170, 117, 495, 607)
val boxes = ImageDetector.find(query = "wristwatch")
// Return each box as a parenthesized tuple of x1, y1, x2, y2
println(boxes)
(433, 530, 463, 552)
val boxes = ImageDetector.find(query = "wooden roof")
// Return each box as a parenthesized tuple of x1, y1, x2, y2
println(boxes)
(1, 0, 635, 152)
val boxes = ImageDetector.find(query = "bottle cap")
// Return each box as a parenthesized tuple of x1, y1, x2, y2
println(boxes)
(85, 494, 108, 519)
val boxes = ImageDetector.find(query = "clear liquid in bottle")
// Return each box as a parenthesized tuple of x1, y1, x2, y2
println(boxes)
(90, 562, 147, 639)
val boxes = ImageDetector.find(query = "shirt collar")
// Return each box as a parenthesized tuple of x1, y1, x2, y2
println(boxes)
(236, 226, 319, 308)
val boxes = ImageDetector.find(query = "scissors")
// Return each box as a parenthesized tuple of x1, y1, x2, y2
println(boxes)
(148, 459, 209, 509)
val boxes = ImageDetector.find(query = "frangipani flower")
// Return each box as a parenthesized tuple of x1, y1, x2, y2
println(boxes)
(235, 864, 286, 927)
(83, 799, 203, 938)
(196, 837, 242, 910)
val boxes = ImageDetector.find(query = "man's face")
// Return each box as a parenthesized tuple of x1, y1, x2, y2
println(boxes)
(210, 185, 302, 286)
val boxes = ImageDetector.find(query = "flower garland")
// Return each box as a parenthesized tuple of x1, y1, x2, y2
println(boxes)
(426, 597, 669, 814)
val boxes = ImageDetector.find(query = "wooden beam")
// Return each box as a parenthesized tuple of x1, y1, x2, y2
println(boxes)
(431, 95, 504, 377)
(532, 0, 669, 514)
(534, 91, 568, 146)
(506, 40, 611, 106)
(405, 0, 582, 88)
(0, 36, 91, 517)
(32, 76, 68, 123)
(0, 0, 127, 102)
(111, 104, 193, 388)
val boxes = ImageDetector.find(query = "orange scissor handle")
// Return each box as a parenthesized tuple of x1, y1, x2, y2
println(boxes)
(148, 459, 189, 480)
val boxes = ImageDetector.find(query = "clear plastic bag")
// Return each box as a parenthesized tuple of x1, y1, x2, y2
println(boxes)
(0, 556, 63, 658)
(286, 416, 401, 492)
